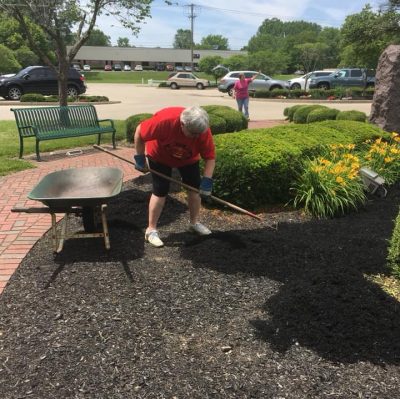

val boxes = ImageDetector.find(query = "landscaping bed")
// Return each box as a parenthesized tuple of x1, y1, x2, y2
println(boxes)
(0, 174, 399, 398)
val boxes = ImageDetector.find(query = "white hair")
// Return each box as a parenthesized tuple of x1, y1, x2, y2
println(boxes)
(180, 106, 209, 135)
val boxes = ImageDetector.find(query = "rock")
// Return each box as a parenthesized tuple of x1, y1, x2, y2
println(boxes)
(369, 45, 400, 132)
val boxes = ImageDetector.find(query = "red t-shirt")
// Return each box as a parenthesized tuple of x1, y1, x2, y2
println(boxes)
(139, 107, 215, 168)
(234, 78, 252, 99)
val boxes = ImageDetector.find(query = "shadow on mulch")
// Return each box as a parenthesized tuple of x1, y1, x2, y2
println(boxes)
(1, 174, 400, 398)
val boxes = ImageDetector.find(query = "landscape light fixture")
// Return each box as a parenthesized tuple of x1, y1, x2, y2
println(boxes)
(359, 166, 387, 197)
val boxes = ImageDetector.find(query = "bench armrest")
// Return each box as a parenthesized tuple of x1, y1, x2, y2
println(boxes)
(18, 124, 39, 137)
(98, 119, 115, 129)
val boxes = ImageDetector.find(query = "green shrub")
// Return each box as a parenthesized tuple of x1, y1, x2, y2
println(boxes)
(213, 121, 387, 208)
(125, 113, 153, 143)
(202, 105, 247, 132)
(253, 89, 290, 98)
(293, 105, 327, 124)
(309, 89, 336, 99)
(78, 95, 109, 102)
(387, 209, 400, 279)
(283, 107, 290, 117)
(307, 107, 340, 123)
(286, 105, 304, 122)
(336, 110, 367, 122)
(208, 113, 227, 135)
(20, 93, 46, 102)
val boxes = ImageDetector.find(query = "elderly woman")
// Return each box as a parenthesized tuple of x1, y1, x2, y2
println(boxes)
(134, 106, 216, 247)
(233, 72, 260, 120)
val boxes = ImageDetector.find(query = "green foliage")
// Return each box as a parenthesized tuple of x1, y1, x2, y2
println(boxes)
(213, 121, 387, 208)
(14, 46, 39, 68)
(293, 105, 327, 124)
(85, 28, 111, 46)
(173, 29, 191, 49)
(307, 108, 340, 123)
(361, 134, 400, 185)
(207, 114, 227, 135)
(293, 146, 366, 218)
(20, 93, 46, 102)
(0, 44, 21, 73)
(336, 110, 367, 122)
(286, 105, 305, 121)
(202, 105, 247, 132)
(197, 35, 229, 50)
(125, 113, 153, 143)
(387, 209, 400, 279)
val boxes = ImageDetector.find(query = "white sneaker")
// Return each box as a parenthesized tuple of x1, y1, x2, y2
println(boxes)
(145, 230, 164, 247)
(189, 222, 212, 236)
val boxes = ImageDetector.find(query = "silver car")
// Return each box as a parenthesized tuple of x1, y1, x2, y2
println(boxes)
(218, 71, 289, 96)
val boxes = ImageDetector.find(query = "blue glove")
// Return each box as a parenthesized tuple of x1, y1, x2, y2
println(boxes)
(199, 176, 213, 199)
(134, 154, 148, 173)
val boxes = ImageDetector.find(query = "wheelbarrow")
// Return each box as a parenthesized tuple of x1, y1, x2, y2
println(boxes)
(12, 167, 123, 253)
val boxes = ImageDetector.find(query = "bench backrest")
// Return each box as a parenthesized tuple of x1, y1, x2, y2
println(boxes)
(11, 105, 100, 137)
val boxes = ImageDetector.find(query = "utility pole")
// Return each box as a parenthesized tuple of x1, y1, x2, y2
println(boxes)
(186, 4, 197, 69)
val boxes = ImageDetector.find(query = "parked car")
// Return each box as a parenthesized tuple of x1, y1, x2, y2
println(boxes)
(156, 63, 165, 71)
(134, 65, 143, 71)
(83, 64, 91, 71)
(113, 64, 122, 71)
(72, 64, 81, 71)
(308, 68, 375, 90)
(218, 71, 289, 96)
(175, 66, 184, 72)
(166, 64, 174, 71)
(104, 64, 112, 71)
(0, 65, 86, 100)
(123, 64, 132, 71)
(288, 70, 335, 90)
(166, 72, 210, 90)
(184, 66, 192, 72)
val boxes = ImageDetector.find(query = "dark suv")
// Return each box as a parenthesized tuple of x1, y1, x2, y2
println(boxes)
(308, 68, 375, 90)
(0, 66, 86, 100)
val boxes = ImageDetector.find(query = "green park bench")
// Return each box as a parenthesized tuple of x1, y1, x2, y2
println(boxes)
(11, 104, 116, 161)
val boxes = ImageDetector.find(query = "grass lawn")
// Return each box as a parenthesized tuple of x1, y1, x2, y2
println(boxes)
(0, 119, 127, 176)
(83, 71, 295, 84)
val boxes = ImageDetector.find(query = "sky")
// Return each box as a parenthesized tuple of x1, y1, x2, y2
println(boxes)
(96, 0, 382, 50)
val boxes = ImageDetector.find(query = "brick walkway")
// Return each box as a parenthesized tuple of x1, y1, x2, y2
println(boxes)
(0, 120, 285, 295)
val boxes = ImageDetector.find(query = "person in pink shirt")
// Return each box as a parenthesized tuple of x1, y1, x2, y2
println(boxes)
(233, 72, 261, 120)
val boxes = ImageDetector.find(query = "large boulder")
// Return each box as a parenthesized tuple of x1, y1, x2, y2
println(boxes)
(369, 45, 400, 132)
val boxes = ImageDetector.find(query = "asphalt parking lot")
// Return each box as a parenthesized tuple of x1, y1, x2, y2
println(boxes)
(0, 83, 373, 121)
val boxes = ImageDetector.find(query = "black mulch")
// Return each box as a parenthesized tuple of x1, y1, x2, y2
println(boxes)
(1, 175, 400, 399)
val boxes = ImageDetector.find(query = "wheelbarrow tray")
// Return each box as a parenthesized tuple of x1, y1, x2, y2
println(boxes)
(28, 167, 123, 208)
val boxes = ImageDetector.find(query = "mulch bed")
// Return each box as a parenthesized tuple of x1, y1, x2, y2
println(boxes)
(1, 174, 400, 398)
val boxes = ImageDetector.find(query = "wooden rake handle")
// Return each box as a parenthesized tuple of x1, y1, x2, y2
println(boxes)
(93, 145, 263, 221)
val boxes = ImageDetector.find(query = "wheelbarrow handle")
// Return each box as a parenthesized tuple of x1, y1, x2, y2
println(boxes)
(93, 145, 262, 221)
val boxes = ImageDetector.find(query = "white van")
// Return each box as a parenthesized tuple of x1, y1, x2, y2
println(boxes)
(288, 70, 336, 90)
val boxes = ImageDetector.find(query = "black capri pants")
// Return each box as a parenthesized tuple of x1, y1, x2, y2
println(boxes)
(147, 157, 201, 197)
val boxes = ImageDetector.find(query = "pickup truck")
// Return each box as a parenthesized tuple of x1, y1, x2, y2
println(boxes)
(308, 68, 375, 90)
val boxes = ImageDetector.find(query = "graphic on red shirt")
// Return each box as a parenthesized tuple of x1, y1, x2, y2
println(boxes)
(165, 143, 193, 160)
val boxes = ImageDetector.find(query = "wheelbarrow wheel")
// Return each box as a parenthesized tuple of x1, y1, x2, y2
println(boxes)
(82, 207, 100, 233)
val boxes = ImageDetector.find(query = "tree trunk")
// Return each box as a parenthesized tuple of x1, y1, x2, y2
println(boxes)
(58, 60, 69, 106)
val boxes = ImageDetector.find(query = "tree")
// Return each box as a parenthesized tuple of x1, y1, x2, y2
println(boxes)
(247, 50, 289, 74)
(14, 46, 39, 68)
(295, 42, 330, 72)
(0, 44, 21, 73)
(173, 29, 192, 49)
(198, 55, 224, 83)
(197, 35, 229, 50)
(85, 28, 111, 46)
(224, 55, 248, 71)
(0, 0, 153, 105)
(340, 5, 400, 68)
(117, 37, 130, 47)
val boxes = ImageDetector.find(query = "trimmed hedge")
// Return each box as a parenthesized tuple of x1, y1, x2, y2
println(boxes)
(336, 110, 367, 122)
(20, 94, 109, 102)
(286, 105, 304, 122)
(307, 107, 340, 123)
(202, 105, 248, 133)
(208, 113, 227, 135)
(125, 113, 153, 143)
(212, 121, 387, 208)
(293, 105, 327, 124)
